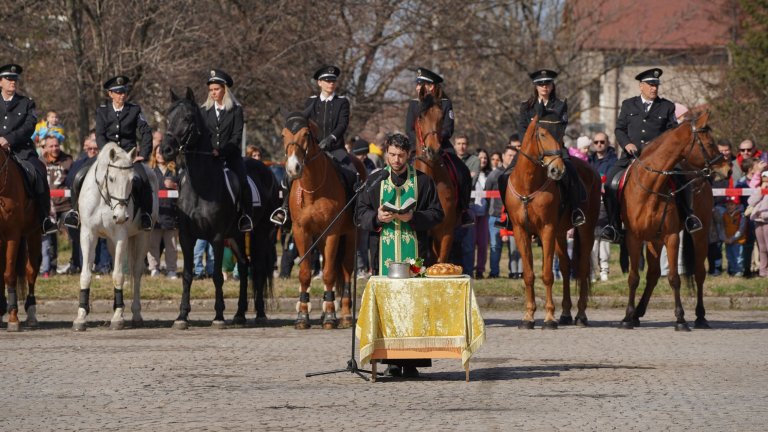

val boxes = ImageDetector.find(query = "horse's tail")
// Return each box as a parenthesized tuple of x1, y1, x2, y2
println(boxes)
(572, 226, 592, 299)
(15, 238, 28, 300)
(681, 230, 695, 295)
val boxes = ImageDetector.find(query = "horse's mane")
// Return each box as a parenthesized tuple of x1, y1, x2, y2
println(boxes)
(419, 93, 437, 116)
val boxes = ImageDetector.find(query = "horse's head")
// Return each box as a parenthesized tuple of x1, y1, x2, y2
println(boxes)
(94, 143, 135, 224)
(162, 87, 204, 164)
(281, 112, 321, 180)
(414, 94, 443, 161)
(520, 114, 565, 180)
(682, 111, 730, 181)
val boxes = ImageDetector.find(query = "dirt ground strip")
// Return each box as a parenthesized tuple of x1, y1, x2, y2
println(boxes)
(3, 308, 767, 431)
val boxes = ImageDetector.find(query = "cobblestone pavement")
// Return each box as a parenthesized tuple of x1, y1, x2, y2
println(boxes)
(4, 308, 767, 431)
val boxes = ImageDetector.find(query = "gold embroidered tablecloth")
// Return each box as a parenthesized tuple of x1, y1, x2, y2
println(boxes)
(356, 276, 486, 367)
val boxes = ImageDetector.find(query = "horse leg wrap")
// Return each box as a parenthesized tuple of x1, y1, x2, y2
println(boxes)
(296, 292, 311, 313)
(7, 291, 18, 311)
(323, 291, 335, 302)
(79, 289, 91, 314)
(24, 294, 36, 311)
(113, 288, 125, 310)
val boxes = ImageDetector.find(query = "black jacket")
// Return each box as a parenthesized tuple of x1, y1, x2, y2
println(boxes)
(0, 93, 38, 160)
(518, 98, 568, 142)
(95, 102, 153, 160)
(355, 167, 444, 266)
(152, 166, 179, 230)
(303, 94, 349, 151)
(203, 103, 244, 159)
(614, 95, 677, 158)
(405, 97, 455, 149)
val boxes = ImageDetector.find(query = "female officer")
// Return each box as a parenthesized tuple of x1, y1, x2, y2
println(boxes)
(518, 69, 585, 226)
(0, 63, 58, 234)
(202, 69, 252, 232)
(404, 67, 473, 226)
(270, 65, 353, 227)
(63, 75, 154, 230)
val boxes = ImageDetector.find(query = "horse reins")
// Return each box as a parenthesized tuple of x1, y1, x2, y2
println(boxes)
(284, 127, 327, 206)
(94, 162, 135, 210)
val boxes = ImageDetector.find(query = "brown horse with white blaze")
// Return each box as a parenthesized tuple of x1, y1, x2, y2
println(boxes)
(412, 94, 459, 263)
(618, 112, 729, 331)
(505, 116, 601, 329)
(282, 113, 366, 329)
(0, 149, 43, 332)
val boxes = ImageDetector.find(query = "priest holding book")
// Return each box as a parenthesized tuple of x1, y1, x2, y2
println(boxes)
(355, 132, 444, 377)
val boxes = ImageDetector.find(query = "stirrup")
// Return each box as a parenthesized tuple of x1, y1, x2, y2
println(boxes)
(140, 213, 153, 231)
(238, 214, 253, 232)
(600, 225, 622, 244)
(685, 215, 703, 233)
(62, 210, 80, 229)
(270, 208, 287, 226)
(571, 208, 586, 227)
(42, 217, 58, 235)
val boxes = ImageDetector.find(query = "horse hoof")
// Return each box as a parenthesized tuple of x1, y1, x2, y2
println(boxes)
(338, 316, 352, 329)
(694, 318, 711, 329)
(675, 323, 691, 332)
(295, 312, 311, 330)
(231, 315, 247, 326)
(518, 320, 535, 330)
(558, 315, 573, 325)
(253, 316, 268, 327)
(542, 320, 558, 330)
(25, 318, 39, 328)
(110, 320, 125, 330)
(211, 320, 226, 330)
(172, 320, 189, 330)
(6, 322, 20, 332)
(322, 320, 339, 330)
(73, 321, 87, 332)
(574, 317, 589, 327)
(132, 319, 144, 328)
(619, 320, 634, 330)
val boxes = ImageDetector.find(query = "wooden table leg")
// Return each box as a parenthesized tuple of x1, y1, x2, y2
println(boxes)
(371, 361, 377, 383)
(465, 362, 469, 382)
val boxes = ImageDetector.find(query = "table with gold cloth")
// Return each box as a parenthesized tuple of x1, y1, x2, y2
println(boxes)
(355, 276, 486, 381)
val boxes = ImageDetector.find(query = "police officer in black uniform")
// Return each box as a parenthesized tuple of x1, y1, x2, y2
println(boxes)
(0, 64, 58, 234)
(202, 69, 252, 232)
(63, 75, 154, 230)
(404, 67, 474, 226)
(600, 67, 702, 243)
(518, 69, 586, 227)
(270, 65, 354, 226)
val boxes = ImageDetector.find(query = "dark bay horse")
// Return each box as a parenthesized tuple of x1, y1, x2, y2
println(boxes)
(161, 88, 278, 329)
(281, 113, 366, 330)
(0, 150, 42, 331)
(505, 117, 601, 329)
(0, 149, 42, 331)
(412, 94, 459, 263)
(618, 112, 729, 331)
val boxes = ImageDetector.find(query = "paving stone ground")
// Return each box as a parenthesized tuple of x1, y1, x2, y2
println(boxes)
(3, 308, 767, 431)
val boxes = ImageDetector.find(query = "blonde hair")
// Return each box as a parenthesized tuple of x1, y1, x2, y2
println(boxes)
(149, 144, 176, 174)
(201, 84, 239, 111)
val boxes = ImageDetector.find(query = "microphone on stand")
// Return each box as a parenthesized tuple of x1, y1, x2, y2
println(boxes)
(359, 168, 390, 192)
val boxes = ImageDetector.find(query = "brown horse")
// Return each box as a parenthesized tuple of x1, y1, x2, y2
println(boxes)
(412, 94, 459, 262)
(282, 113, 366, 329)
(618, 112, 729, 331)
(0, 149, 43, 332)
(505, 117, 601, 329)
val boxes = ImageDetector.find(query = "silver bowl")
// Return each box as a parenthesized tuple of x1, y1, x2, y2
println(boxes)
(387, 262, 412, 279)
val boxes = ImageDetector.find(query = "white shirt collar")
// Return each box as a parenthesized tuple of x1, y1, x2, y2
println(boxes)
(215, 103, 225, 111)
(641, 97, 654, 105)
(320, 93, 336, 102)
(112, 103, 124, 112)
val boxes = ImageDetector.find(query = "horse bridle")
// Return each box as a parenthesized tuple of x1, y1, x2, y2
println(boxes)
(516, 123, 563, 169)
(164, 104, 211, 157)
(284, 125, 324, 171)
(94, 161, 134, 210)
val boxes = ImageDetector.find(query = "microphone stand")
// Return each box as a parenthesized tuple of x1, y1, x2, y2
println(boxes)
(304, 175, 383, 381)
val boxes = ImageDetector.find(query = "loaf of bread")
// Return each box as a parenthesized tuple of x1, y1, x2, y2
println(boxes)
(425, 263, 463, 276)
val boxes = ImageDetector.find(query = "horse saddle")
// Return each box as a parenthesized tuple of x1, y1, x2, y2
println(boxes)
(607, 163, 632, 205)
(10, 155, 38, 198)
(223, 168, 261, 207)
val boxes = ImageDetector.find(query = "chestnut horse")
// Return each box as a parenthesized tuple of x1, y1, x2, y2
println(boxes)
(618, 112, 729, 331)
(282, 113, 366, 329)
(0, 149, 43, 331)
(505, 117, 601, 329)
(412, 94, 459, 262)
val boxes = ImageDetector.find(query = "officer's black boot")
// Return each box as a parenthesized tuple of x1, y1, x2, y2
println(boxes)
(600, 188, 623, 244)
(63, 159, 93, 229)
(133, 175, 152, 231)
(458, 166, 474, 227)
(270, 178, 291, 228)
(679, 188, 702, 233)
(39, 197, 58, 235)
(563, 160, 586, 227)
(238, 181, 253, 232)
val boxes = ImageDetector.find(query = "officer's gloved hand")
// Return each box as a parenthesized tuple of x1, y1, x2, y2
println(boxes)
(318, 136, 335, 150)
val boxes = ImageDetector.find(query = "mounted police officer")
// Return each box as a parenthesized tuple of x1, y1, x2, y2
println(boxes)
(600, 68, 702, 243)
(518, 69, 586, 227)
(405, 67, 474, 226)
(270, 65, 355, 227)
(202, 69, 252, 232)
(0, 64, 58, 234)
(63, 75, 154, 230)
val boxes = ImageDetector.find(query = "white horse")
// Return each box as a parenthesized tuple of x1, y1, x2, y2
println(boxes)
(72, 143, 159, 331)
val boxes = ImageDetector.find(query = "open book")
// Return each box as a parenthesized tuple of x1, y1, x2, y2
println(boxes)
(382, 197, 416, 215)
